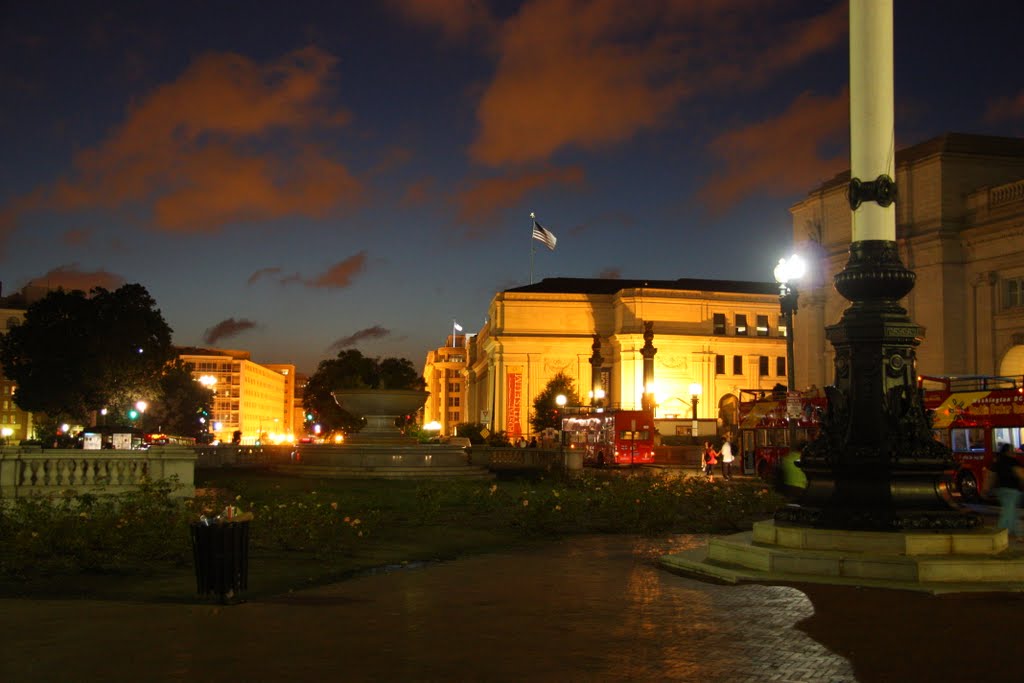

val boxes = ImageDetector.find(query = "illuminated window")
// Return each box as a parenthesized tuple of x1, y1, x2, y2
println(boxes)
(735, 314, 748, 336)
(713, 313, 726, 335)
(756, 315, 769, 336)
(778, 315, 787, 337)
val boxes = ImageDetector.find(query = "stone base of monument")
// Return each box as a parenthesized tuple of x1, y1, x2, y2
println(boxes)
(271, 443, 493, 480)
(660, 519, 1024, 594)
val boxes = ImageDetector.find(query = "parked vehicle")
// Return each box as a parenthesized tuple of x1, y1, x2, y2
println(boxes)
(919, 374, 1024, 499)
(561, 409, 655, 467)
(737, 387, 826, 480)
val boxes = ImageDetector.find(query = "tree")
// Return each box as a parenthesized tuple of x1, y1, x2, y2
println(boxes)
(302, 349, 425, 434)
(530, 372, 580, 433)
(142, 361, 214, 438)
(0, 284, 174, 426)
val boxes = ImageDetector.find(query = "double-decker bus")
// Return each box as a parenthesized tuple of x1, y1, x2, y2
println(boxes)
(737, 387, 827, 479)
(919, 374, 1024, 499)
(561, 409, 655, 467)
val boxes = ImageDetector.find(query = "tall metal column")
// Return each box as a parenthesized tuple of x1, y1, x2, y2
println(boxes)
(777, 0, 979, 531)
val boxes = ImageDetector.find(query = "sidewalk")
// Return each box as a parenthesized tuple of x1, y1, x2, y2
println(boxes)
(3, 533, 1021, 682)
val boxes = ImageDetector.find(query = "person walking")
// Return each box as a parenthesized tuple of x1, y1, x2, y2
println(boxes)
(720, 437, 735, 481)
(701, 441, 718, 482)
(987, 443, 1024, 541)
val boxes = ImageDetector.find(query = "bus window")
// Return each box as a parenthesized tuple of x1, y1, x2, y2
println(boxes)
(951, 428, 986, 452)
(992, 427, 1024, 450)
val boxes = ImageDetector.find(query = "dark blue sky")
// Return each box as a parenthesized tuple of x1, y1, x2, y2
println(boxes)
(2, 0, 1023, 373)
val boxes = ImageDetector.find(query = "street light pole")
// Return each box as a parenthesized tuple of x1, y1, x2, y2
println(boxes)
(688, 382, 701, 438)
(775, 255, 805, 450)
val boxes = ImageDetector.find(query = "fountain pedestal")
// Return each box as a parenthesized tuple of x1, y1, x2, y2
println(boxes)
(274, 389, 491, 480)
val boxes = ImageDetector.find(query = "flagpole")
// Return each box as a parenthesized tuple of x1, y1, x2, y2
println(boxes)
(529, 211, 536, 284)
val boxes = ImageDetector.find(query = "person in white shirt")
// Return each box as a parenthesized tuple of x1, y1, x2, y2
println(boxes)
(720, 438, 735, 480)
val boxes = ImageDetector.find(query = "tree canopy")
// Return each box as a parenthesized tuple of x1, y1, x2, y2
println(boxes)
(303, 349, 426, 434)
(0, 284, 175, 425)
(530, 372, 580, 433)
(140, 361, 214, 438)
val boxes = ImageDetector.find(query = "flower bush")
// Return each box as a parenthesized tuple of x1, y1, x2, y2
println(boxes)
(0, 470, 784, 583)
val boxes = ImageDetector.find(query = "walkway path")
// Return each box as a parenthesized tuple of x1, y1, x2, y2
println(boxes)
(2, 534, 1020, 682)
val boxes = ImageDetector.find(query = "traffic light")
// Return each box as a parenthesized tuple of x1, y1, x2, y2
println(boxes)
(128, 409, 139, 420)
(306, 412, 314, 421)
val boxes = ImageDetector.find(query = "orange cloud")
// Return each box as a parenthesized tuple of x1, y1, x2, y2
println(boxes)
(203, 318, 259, 344)
(470, 1, 687, 167)
(702, 88, 849, 211)
(308, 252, 368, 289)
(27, 264, 126, 293)
(468, 1, 847, 168)
(328, 325, 392, 352)
(6, 46, 359, 239)
(985, 91, 1024, 123)
(455, 166, 585, 226)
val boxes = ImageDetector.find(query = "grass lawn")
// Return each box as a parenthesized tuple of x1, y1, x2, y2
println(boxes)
(0, 468, 785, 602)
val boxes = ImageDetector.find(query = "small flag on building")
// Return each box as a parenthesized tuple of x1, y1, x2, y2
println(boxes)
(532, 220, 557, 251)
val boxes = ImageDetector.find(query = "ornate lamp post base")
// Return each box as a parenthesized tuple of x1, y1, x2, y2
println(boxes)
(779, 241, 981, 531)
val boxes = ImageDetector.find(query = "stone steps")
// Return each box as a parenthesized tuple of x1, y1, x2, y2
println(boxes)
(660, 519, 1024, 594)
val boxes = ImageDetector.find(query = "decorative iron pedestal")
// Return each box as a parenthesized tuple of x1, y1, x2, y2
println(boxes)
(777, 240, 981, 531)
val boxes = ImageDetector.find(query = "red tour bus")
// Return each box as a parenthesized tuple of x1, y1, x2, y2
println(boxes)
(561, 409, 655, 467)
(919, 374, 1024, 499)
(737, 387, 827, 479)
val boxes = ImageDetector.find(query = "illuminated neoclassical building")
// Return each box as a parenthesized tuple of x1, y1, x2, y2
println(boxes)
(421, 335, 469, 436)
(789, 133, 1024, 387)
(463, 278, 791, 440)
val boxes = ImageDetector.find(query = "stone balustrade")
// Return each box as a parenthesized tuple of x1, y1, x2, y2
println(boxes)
(0, 445, 196, 500)
(989, 179, 1024, 207)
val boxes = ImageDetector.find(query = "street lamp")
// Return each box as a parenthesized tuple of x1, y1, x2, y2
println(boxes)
(774, 254, 805, 450)
(688, 382, 701, 436)
(773, 254, 806, 393)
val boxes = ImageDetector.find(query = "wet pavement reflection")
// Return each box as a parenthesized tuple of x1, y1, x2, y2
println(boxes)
(3, 535, 864, 682)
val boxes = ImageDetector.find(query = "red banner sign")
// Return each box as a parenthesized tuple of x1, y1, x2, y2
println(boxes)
(506, 367, 523, 438)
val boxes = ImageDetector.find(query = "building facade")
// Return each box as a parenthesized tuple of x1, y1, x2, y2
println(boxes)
(789, 133, 1024, 388)
(463, 278, 791, 440)
(0, 308, 31, 442)
(422, 336, 469, 436)
(178, 349, 296, 444)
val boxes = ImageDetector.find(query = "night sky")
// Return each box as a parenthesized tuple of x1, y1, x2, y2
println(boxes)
(3, 1, 1023, 374)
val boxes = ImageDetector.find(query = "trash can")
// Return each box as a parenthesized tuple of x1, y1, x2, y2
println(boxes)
(190, 520, 250, 603)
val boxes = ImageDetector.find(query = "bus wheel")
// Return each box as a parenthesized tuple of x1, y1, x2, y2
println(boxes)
(956, 471, 979, 501)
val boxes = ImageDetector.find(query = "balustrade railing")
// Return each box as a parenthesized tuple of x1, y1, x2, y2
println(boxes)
(989, 179, 1024, 207)
(0, 446, 196, 500)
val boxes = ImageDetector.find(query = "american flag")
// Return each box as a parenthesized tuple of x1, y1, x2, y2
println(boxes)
(532, 221, 557, 251)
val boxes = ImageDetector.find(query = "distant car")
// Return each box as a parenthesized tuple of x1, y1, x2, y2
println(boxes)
(298, 436, 315, 444)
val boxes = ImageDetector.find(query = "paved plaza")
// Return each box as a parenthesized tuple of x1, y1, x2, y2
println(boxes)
(3, 532, 1021, 682)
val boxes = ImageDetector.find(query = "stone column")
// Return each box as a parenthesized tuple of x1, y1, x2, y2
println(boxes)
(589, 334, 604, 406)
(640, 322, 657, 413)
